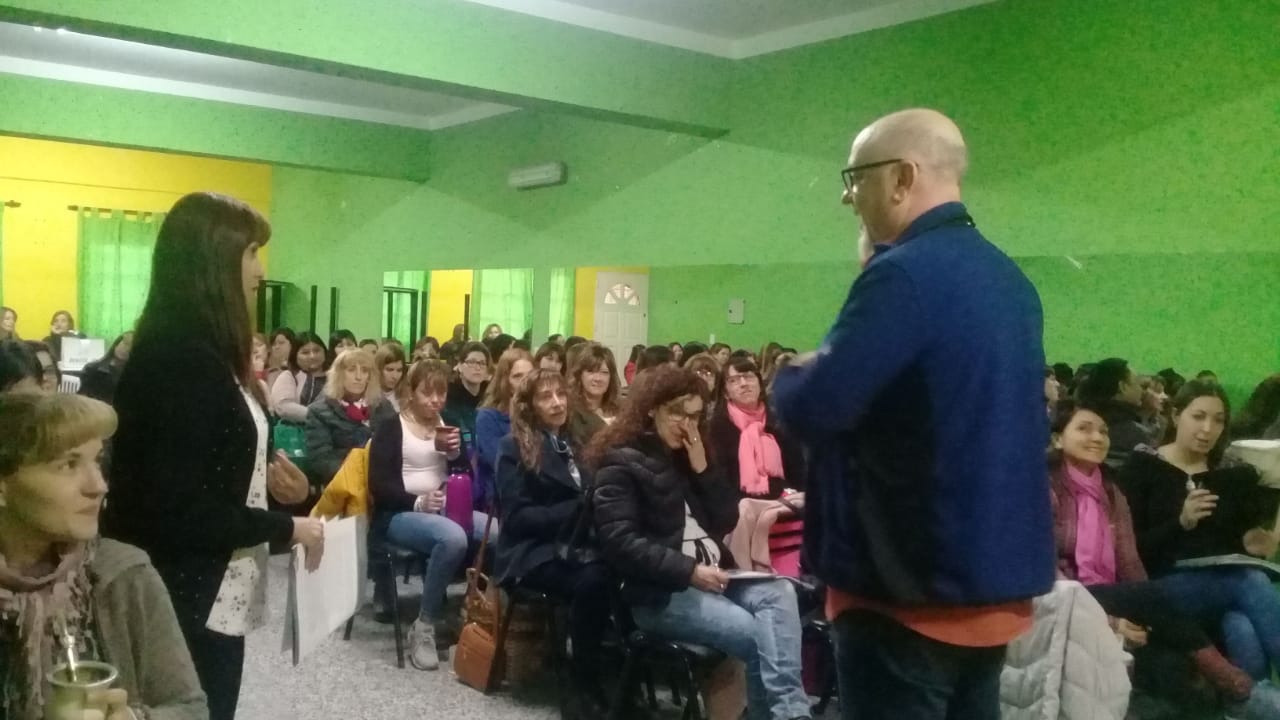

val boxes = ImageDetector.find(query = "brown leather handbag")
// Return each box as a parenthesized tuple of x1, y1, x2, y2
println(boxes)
(454, 513, 500, 691)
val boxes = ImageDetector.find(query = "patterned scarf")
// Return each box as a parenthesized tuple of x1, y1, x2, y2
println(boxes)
(341, 398, 370, 424)
(0, 543, 94, 720)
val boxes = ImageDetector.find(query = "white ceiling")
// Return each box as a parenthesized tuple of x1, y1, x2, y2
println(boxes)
(0, 21, 515, 131)
(463, 0, 996, 58)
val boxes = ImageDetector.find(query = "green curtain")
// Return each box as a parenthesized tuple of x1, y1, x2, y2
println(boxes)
(471, 268, 533, 340)
(76, 210, 164, 339)
(383, 270, 429, 345)
(549, 267, 575, 338)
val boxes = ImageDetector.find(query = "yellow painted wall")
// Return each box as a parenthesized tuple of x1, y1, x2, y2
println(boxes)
(573, 266, 648, 338)
(426, 269, 474, 341)
(0, 136, 271, 339)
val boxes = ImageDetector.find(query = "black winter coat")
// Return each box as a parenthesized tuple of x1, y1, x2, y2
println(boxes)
(592, 433, 739, 606)
(103, 338, 294, 631)
(494, 433, 590, 584)
(305, 397, 374, 484)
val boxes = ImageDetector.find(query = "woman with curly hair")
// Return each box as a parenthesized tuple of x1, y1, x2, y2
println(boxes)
(587, 365, 811, 720)
(494, 369, 611, 715)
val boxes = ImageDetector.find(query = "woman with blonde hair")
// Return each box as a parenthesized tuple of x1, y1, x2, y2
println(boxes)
(474, 348, 534, 512)
(0, 392, 208, 720)
(566, 342, 621, 448)
(306, 348, 381, 488)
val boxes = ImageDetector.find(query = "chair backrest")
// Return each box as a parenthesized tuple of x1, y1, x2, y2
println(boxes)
(58, 375, 81, 394)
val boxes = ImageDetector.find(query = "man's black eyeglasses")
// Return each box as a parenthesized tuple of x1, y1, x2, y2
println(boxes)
(841, 158, 903, 192)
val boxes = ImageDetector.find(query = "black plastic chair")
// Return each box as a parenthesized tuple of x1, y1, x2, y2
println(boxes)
(343, 542, 425, 669)
(605, 585, 726, 720)
(609, 629, 725, 720)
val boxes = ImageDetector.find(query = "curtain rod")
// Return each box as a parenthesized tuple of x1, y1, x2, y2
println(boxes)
(66, 205, 156, 216)
(2, 200, 19, 208)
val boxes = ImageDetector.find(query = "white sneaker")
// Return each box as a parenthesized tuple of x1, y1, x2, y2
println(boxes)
(407, 619, 440, 671)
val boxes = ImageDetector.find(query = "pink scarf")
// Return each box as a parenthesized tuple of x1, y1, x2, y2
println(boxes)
(1064, 463, 1116, 585)
(727, 401, 785, 496)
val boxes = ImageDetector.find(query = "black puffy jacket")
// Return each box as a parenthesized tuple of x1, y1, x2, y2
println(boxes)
(591, 433, 739, 606)
(305, 397, 374, 484)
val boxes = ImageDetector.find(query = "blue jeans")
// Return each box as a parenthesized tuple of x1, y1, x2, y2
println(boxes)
(833, 609, 1005, 720)
(1155, 568, 1280, 679)
(631, 579, 809, 720)
(386, 510, 489, 621)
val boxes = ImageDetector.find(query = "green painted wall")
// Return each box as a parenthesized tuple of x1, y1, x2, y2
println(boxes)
(647, 263, 855, 351)
(645, 254, 1280, 403)
(253, 0, 1280, 391)
(1022, 253, 1280, 403)
(0, 74, 432, 180)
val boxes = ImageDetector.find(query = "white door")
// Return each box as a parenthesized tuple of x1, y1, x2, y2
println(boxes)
(593, 272, 649, 368)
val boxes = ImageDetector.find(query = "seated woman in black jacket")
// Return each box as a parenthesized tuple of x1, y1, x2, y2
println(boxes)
(708, 356, 805, 500)
(368, 359, 483, 671)
(305, 348, 380, 488)
(1119, 379, 1280, 682)
(588, 366, 811, 720)
(495, 368, 611, 713)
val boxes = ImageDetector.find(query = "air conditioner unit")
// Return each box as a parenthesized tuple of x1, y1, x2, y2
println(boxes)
(508, 162, 566, 190)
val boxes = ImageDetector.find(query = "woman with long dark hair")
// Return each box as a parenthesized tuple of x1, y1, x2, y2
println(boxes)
(588, 366, 810, 720)
(495, 369, 611, 713)
(265, 327, 296, 389)
(566, 342, 620, 448)
(103, 192, 324, 720)
(270, 331, 328, 424)
(1234, 375, 1280, 440)
(1048, 400, 1276, 712)
(41, 309, 84, 361)
(1120, 380, 1280, 682)
(624, 343, 645, 385)
(707, 357, 805, 500)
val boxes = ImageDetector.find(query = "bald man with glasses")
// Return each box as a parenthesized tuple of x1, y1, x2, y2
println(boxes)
(774, 109, 1054, 720)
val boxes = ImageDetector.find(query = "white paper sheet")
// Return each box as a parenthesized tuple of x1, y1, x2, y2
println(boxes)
(284, 515, 365, 664)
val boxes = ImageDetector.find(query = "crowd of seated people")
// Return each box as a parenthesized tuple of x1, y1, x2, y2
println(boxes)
(13, 256, 1280, 720)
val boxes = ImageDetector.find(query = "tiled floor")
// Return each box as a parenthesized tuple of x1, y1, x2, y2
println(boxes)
(237, 556, 836, 720)
(237, 555, 564, 720)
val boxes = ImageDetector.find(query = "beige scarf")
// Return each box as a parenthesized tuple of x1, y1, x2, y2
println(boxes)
(0, 543, 93, 720)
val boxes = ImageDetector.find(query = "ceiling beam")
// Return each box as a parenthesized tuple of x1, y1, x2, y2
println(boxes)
(0, 0, 732, 137)
(0, 74, 432, 181)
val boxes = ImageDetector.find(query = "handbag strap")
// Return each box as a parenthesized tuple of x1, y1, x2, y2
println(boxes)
(472, 508, 495, 574)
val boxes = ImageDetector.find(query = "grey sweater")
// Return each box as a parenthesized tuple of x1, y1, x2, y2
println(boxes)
(90, 539, 208, 720)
